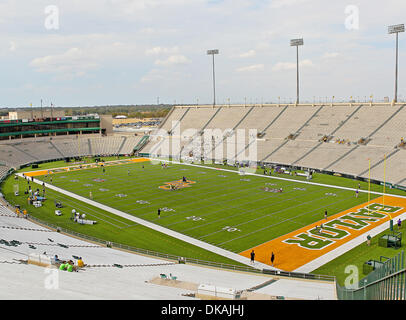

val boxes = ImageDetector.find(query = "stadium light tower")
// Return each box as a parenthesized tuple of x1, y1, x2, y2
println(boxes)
(207, 49, 219, 106)
(290, 38, 304, 104)
(388, 24, 405, 103)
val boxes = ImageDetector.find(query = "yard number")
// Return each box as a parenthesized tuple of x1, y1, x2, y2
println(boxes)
(186, 216, 205, 221)
(222, 226, 241, 232)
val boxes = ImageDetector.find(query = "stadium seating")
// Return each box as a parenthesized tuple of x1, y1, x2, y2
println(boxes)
(142, 104, 406, 187)
(1, 104, 405, 186)
(0, 134, 146, 169)
(0, 201, 336, 300)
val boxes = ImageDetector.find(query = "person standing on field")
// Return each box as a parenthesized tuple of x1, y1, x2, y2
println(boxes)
(271, 252, 275, 267)
(250, 250, 255, 265)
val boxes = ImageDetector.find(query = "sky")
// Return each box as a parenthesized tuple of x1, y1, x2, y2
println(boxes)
(0, 0, 405, 108)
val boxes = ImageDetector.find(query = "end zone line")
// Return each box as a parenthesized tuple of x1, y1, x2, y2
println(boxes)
(150, 158, 406, 200)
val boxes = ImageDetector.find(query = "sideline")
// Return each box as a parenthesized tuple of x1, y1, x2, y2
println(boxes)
(17, 173, 271, 271)
(18, 158, 405, 273)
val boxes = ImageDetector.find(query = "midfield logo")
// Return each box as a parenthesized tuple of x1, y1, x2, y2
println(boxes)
(283, 203, 402, 250)
(159, 180, 196, 190)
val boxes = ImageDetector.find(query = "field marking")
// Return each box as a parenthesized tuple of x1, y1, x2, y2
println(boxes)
(190, 188, 350, 239)
(239, 196, 406, 271)
(50, 193, 134, 229)
(170, 182, 324, 231)
(150, 158, 406, 199)
(17, 173, 270, 270)
(21, 158, 150, 177)
(21, 158, 404, 272)
(45, 161, 240, 213)
(214, 193, 355, 245)
(43, 161, 324, 235)
(34, 159, 377, 253)
(295, 211, 406, 273)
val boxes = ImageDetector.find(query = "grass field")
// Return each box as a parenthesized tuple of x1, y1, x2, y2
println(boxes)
(3, 157, 405, 276)
(38, 161, 379, 252)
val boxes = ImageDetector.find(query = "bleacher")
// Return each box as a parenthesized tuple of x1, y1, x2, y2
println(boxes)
(0, 201, 336, 300)
(0, 104, 405, 186)
(142, 103, 406, 187)
(0, 134, 147, 169)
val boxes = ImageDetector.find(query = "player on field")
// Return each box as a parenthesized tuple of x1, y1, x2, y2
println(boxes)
(250, 250, 255, 265)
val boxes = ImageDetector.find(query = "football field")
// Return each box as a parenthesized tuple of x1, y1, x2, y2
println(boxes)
(19, 158, 402, 269)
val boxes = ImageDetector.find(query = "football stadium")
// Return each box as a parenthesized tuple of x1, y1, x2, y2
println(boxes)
(1, 100, 406, 301)
(1, 1, 406, 306)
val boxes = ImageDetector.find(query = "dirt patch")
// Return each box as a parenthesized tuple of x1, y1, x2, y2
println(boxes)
(148, 277, 199, 291)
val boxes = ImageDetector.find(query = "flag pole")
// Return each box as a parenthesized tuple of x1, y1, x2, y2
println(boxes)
(368, 159, 371, 214)
(383, 154, 386, 208)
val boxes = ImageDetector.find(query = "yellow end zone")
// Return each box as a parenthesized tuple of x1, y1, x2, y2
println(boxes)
(240, 196, 406, 271)
(23, 158, 150, 177)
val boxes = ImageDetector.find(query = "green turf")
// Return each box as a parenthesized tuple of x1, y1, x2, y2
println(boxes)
(17, 156, 121, 173)
(4, 158, 405, 275)
(20, 160, 383, 252)
(1, 174, 245, 266)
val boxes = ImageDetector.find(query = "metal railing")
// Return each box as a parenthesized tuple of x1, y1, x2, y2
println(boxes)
(1, 167, 335, 283)
(337, 251, 406, 300)
(22, 214, 336, 281)
(25, 214, 261, 273)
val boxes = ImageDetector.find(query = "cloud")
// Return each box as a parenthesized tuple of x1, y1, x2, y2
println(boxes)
(238, 50, 256, 58)
(28, 40, 139, 78)
(236, 64, 264, 72)
(322, 52, 341, 59)
(29, 47, 99, 77)
(140, 69, 165, 83)
(9, 41, 16, 52)
(269, 0, 311, 9)
(272, 59, 314, 71)
(145, 46, 180, 56)
(154, 55, 191, 66)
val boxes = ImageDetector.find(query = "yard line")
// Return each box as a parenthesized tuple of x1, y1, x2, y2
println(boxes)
(148, 179, 303, 223)
(198, 189, 351, 242)
(18, 173, 270, 269)
(151, 158, 406, 199)
(216, 195, 354, 246)
(51, 194, 133, 229)
(176, 184, 326, 233)
(49, 162, 241, 213)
